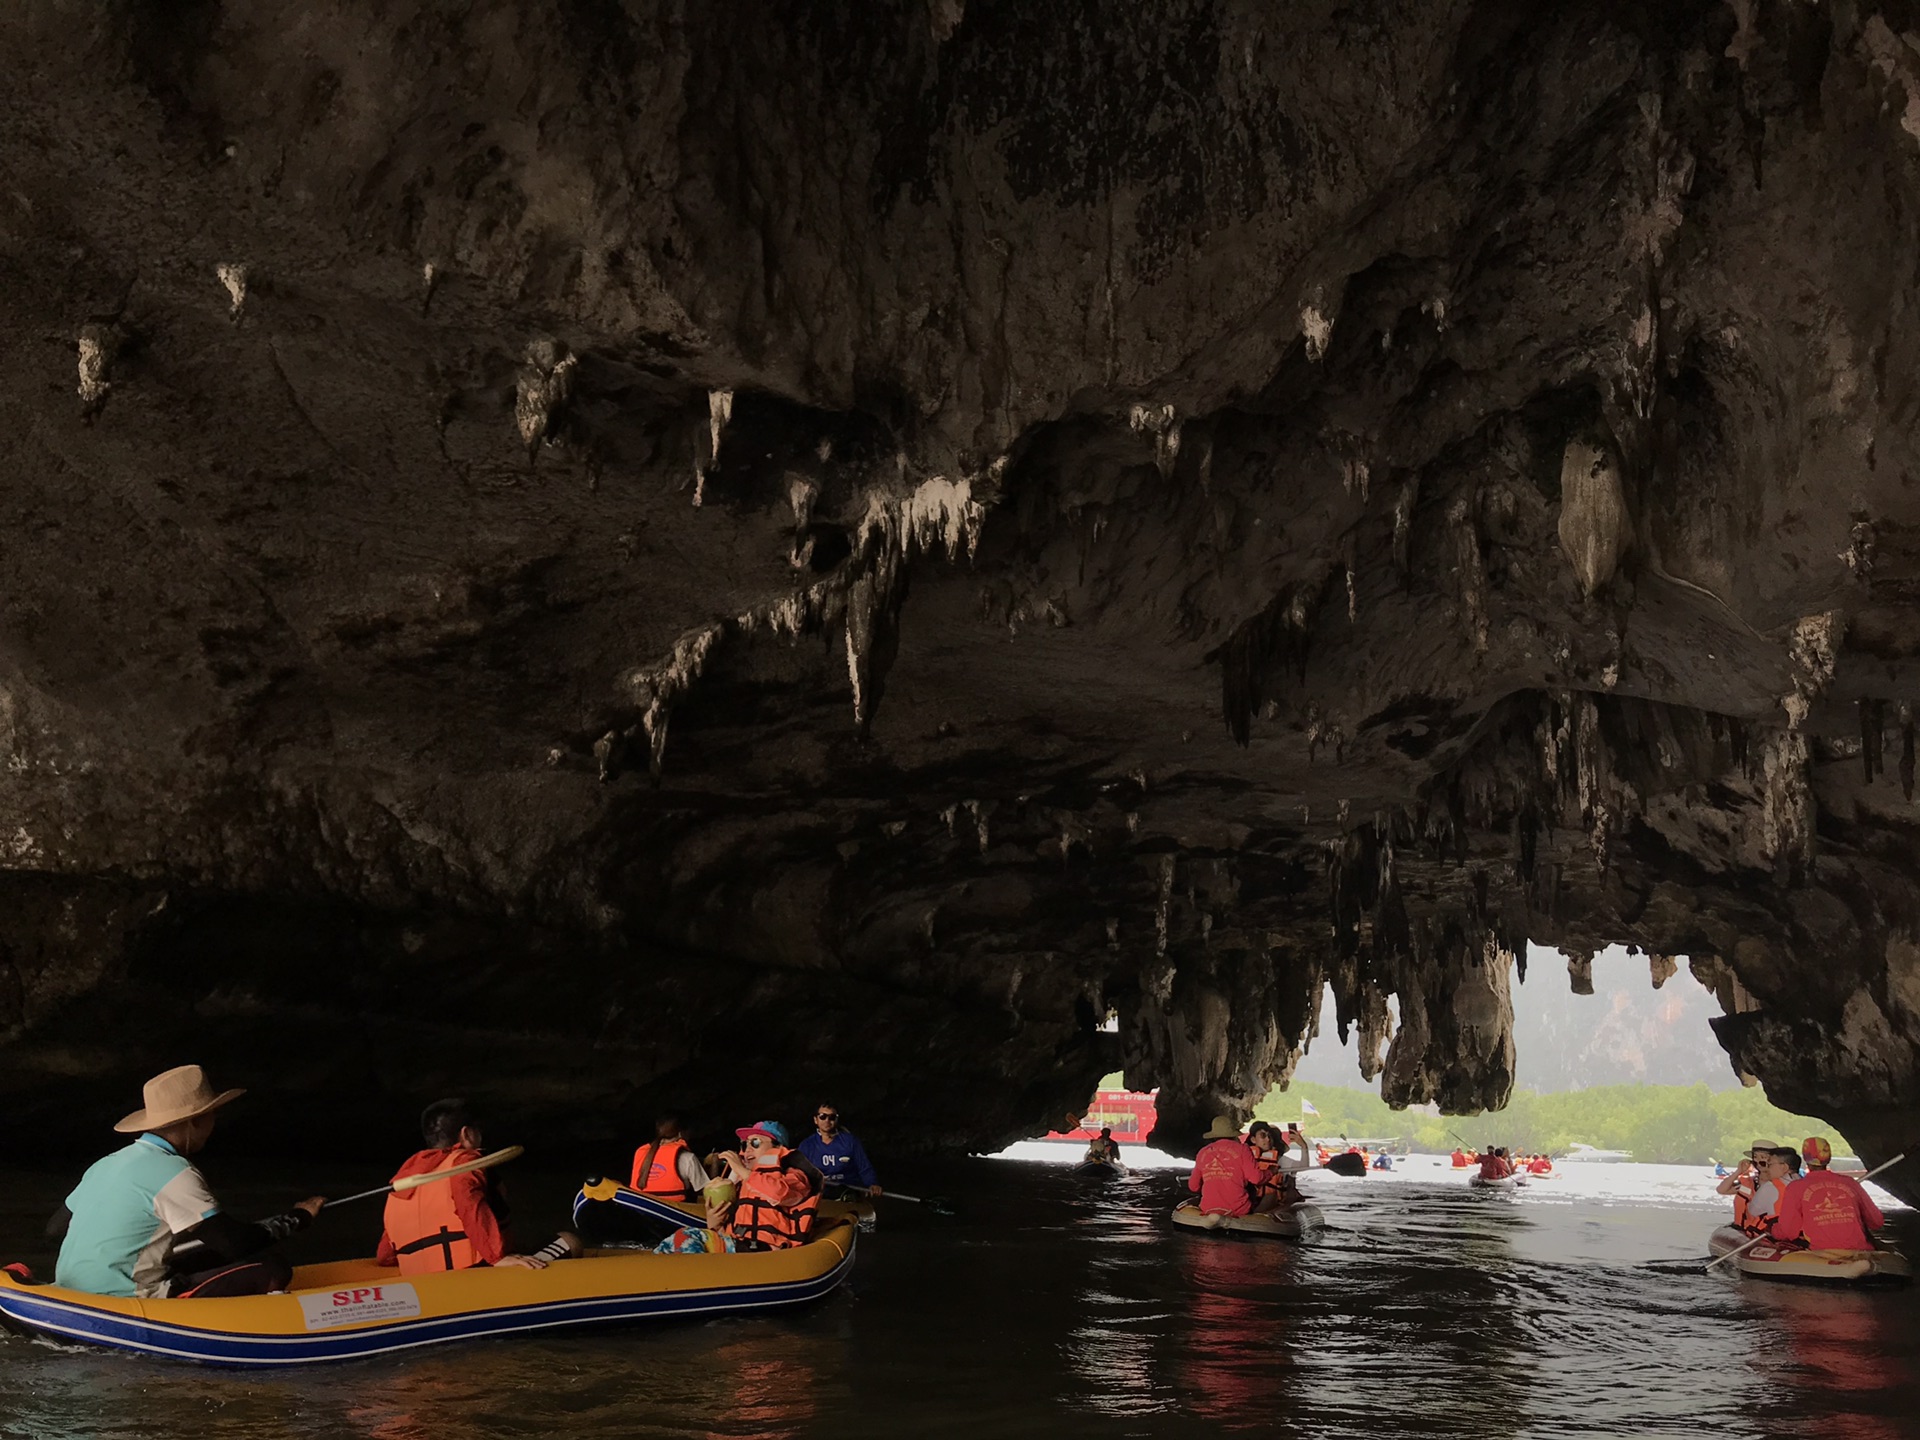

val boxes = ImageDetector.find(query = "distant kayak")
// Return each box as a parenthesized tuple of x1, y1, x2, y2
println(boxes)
(1707, 1226, 1912, 1286)
(1072, 1158, 1130, 1180)
(1468, 1174, 1527, 1191)
(1170, 1201, 1323, 1241)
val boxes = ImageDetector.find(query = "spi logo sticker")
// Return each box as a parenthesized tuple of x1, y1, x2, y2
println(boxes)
(297, 1283, 423, 1331)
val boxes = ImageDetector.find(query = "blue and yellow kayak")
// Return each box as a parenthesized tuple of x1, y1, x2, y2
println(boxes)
(0, 1216, 856, 1366)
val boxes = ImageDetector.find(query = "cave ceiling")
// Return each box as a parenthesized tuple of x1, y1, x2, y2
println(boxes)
(2, 0, 1919, 1191)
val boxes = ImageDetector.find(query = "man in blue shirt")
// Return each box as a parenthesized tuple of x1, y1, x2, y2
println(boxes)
(796, 1104, 881, 1197)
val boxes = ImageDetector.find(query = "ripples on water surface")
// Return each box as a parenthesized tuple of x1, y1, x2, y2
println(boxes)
(1, 1152, 1915, 1438)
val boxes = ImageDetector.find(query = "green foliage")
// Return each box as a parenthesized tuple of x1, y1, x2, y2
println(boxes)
(1227, 1080, 1851, 1165)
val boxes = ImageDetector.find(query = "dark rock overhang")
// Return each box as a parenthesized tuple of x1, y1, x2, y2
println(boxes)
(1, 1, 1917, 1197)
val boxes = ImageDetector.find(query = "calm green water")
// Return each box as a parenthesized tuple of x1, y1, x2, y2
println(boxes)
(1, 1154, 1915, 1439)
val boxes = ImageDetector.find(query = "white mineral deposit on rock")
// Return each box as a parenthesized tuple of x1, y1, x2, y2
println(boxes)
(696, 388, 734, 506)
(1556, 436, 1631, 597)
(1300, 303, 1333, 362)
(76, 324, 115, 413)
(927, 0, 964, 42)
(1127, 402, 1181, 478)
(515, 339, 577, 455)
(216, 262, 248, 319)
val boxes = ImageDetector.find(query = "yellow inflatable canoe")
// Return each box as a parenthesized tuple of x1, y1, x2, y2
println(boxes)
(0, 1215, 856, 1366)
(1170, 1201, 1323, 1239)
(1707, 1225, 1911, 1285)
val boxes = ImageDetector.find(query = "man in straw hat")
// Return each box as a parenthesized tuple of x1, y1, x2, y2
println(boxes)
(51, 1064, 326, 1298)
(1187, 1115, 1266, 1217)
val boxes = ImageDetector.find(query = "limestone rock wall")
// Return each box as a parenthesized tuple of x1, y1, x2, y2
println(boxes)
(2, 1, 1919, 1192)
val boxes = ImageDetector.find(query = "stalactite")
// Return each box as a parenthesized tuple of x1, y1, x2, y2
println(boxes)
(1566, 949, 1595, 995)
(1861, 698, 1884, 783)
(1557, 436, 1631, 596)
(704, 389, 734, 479)
(1155, 854, 1176, 958)
(1572, 692, 1604, 825)
(963, 799, 991, 854)
(1391, 475, 1420, 586)
(1759, 726, 1814, 870)
(1845, 512, 1876, 580)
(1517, 803, 1540, 883)
(622, 622, 724, 777)
(1127, 403, 1181, 478)
(1448, 494, 1488, 653)
(1216, 577, 1324, 745)
(515, 339, 577, 459)
(1789, 611, 1843, 695)
(1902, 704, 1916, 802)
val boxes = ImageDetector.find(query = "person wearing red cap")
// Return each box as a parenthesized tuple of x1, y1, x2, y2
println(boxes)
(716, 1121, 820, 1250)
(1770, 1136, 1885, 1251)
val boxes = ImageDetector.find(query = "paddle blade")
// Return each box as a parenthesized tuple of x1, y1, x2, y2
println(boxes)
(391, 1145, 525, 1194)
(923, 1196, 956, 1216)
(1323, 1153, 1369, 1178)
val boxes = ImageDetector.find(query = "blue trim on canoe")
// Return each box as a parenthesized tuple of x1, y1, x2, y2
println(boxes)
(573, 1185, 694, 1232)
(0, 1239, 855, 1366)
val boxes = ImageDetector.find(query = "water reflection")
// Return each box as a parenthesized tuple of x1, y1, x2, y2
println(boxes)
(1060, 1175, 1178, 1419)
(1, 1159, 1917, 1439)
(1173, 1236, 1299, 1428)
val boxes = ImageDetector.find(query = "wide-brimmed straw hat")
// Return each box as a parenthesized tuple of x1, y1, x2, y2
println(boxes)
(114, 1065, 245, 1134)
(1202, 1115, 1241, 1141)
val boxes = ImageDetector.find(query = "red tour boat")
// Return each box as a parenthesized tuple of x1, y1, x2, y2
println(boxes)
(1043, 1086, 1158, 1145)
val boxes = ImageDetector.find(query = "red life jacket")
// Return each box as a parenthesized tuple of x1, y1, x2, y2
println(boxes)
(729, 1151, 820, 1250)
(630, 1137, 692, 1195)
(383, 1148, 483, 1274)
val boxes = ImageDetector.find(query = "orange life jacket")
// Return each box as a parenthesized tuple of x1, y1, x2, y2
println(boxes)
(1250, 1146, 1302, 1202)
(383, 1148, 482, 1274)
(1736, 1177, 1784, 1237)
(630, 1136, 692, 1195)
(1731, 1175, 1757, 1232)
(729, 1151, 820, 1251)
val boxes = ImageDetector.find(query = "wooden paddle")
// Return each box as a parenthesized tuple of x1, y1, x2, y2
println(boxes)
(1706, 1151, 1906, 1272)
(322, 1145, 526, 1209)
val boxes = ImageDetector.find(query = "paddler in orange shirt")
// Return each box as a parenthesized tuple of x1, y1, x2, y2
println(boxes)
(1771, 1137, 1885, 1251)
(1189, 1116, 1266, 1217)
